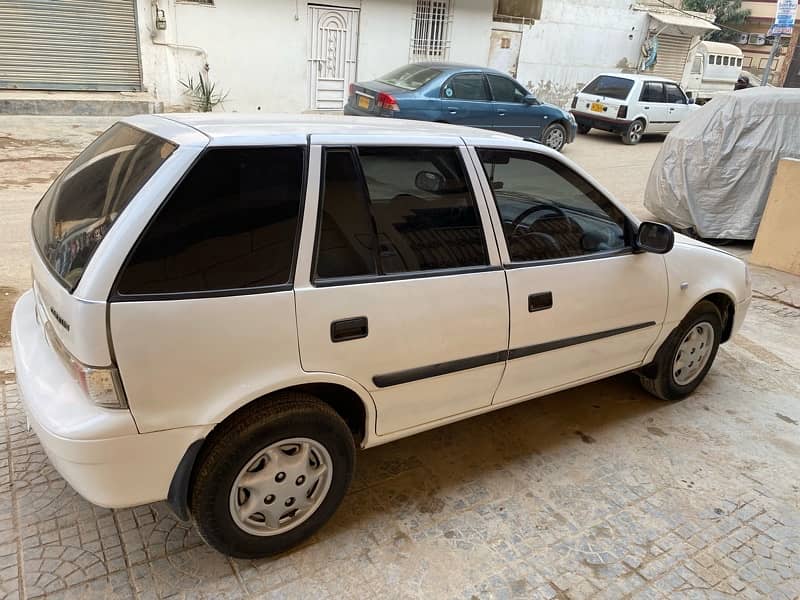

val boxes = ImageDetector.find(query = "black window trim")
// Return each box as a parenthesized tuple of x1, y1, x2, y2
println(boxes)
(439, 71, 492, 102)
(109, 144, 309, 303)
(311, 144, 493, 287)
(477, 147, 636, 267)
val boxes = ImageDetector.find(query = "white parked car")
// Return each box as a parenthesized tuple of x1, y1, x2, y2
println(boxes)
(12, 115, 750, 558)
(571, 73, 699, 144)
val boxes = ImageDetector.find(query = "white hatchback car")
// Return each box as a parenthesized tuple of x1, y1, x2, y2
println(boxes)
(571, 73, 698, 144)
(12, 114, 750, 558)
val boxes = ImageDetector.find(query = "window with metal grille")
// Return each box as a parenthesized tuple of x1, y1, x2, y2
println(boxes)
(410, 0, 452, 62)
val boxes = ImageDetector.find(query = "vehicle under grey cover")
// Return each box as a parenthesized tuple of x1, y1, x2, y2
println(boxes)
(644, 87, 800, 239)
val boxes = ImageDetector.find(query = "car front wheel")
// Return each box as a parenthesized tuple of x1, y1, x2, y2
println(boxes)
(190, 392, 355, 558)
(542, 123, 567, 151)
(639, 300, 722, 401)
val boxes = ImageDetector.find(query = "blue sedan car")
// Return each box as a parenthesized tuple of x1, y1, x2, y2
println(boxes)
(344, 63, 577, 151)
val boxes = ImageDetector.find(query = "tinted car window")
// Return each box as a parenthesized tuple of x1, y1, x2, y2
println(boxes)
(665, 84, 685, 104)
(32, 123, 176, 292)
(640, 82, 665, 102)
(582, 75, 634, 100)
(478, 149, 627, 262)
(487, 74, 527, 103)
(376, 64, 442, 91)
(442, 74, 490, 101)
(117, 147, 304, 295)
(315, 150, 377, 279)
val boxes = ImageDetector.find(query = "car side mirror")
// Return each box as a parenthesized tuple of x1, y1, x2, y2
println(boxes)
(635, 221, 674, 254)
(523, 94, 539, 105)
(687, 97, 695, 104)
(415, 170, 446, 193)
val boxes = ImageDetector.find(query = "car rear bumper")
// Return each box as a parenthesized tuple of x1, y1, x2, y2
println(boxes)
(571, 110, 632, 134)
(11, 290, 208, 508)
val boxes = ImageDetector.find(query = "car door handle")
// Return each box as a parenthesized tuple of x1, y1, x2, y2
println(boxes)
(447, 107, 458, 114)
(528, 292, 553, 312)
(497, 110, 506, 116)
(331, 317, 368, 342)
(644, 106, 650, 110)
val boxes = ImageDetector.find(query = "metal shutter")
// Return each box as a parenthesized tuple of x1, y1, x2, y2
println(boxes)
(0, 0, 142, 91)
(651, 34, 691, 83)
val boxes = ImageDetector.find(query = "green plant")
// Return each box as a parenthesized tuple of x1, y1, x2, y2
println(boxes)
(683, 0, 750, 42)
(179, 70, 229, 112)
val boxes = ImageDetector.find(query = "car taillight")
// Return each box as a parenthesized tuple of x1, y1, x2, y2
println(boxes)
(348, 83, 355, 97)
(571, 96, 578, 109)
(43, 319, 128, 409)
(376, 91, 399, 111)
(617, 105, 628, 118)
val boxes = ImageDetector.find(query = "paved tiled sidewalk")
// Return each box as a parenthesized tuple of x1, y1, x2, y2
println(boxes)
(1, 316, 800, 599)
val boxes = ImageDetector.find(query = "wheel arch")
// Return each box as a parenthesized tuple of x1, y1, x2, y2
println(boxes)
(699, 291, 735, 343)
(165, 376, 375, 521)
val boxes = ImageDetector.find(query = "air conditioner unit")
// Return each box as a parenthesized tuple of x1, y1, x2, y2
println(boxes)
(736, 33, 749, 44)
(748, 33, 766, 45)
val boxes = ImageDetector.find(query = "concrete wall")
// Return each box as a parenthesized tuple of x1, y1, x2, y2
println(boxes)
(137, 0, 493, 113)
(751, 158, 800, 276)
(512, 0, 648, 108)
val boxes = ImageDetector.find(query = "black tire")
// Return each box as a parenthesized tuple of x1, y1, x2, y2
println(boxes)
(542, 123, 567, 152)
(577, 124, 591, 135)
(639, 301, 722, 401)
(190, 392, 355, 558)
(621, 119, 645, 145)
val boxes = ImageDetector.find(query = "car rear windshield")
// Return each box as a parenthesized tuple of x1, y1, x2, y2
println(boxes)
(32, 123, 176, 292)
(376, 64, 442, 90)
(582, 76, 634, 100)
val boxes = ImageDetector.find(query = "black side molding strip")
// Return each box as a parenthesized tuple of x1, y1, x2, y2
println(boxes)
(507, 322, 657, 361)
(371, 321, 657, 388)
(373, 351, 505, 388)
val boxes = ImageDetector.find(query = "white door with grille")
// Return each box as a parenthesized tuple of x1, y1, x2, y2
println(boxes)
(308, 5, 359, 111)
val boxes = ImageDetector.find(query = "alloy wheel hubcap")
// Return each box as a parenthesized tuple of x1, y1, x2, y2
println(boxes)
(546, 128, 564, 149)
(229, 437, 332, 536)
(630, 122, 643, 142)
(672, 322, 714, 385)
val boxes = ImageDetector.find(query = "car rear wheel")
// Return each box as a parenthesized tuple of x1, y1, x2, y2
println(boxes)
(639, 301, 722, 401)
(542, 123, 567, 151)
(190, 392, 355, 558)
(577, 124, 591, 135)
(622, 120, 645, 145)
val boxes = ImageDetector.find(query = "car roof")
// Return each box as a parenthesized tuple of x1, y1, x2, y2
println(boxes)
(409, 61, 511, 77)
(144, 113, 524, 145)
(591, 72, 678, 84)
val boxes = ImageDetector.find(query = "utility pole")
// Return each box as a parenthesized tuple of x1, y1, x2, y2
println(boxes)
(761, 37, 783, 85)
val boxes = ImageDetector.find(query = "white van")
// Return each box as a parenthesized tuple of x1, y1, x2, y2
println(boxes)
(12, 114, 750, 558)
(683, 42, 743, 104)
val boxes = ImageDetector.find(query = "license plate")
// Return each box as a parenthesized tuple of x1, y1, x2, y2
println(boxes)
(358, 95, 370, 110)
(590, 102, 605, 113)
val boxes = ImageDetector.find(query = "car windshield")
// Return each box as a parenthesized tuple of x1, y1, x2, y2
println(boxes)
(582, 76, 634, 100)
(32, 123, 176, 292)
(376, 64, 442, 90)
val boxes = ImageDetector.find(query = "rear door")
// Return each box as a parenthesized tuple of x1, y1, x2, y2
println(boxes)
(639, 82, 669, 133)
(439, 73, 494, 130)
(294, 138, 509, 437)
(487, 73, 542, 138)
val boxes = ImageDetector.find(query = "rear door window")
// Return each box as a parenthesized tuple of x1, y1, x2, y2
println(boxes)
(315, 146, 489, 280)
(442, 74, 490, 101)
(640, 82, 666, 103)
(116, 147, 305, 296)
(581, 76, 634, 100)
(32, 123, 176, 292)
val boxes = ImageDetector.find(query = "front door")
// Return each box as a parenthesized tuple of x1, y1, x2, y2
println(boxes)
(308, 5, 359, 110)
(439, 72, 494, 130)
(664, 82, 690, 131)
(486, 73, 542, 138)
(295, 141, 509, 436)
(471, 145, 668, 403)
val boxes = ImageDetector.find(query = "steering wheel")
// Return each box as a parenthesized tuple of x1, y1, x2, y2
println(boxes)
(510, 204, 569, 237)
